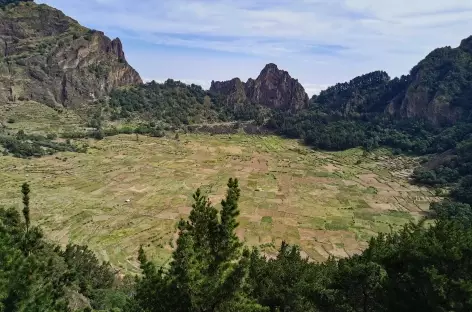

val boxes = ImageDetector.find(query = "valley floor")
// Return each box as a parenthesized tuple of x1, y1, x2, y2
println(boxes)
(0, 133, 437, 272)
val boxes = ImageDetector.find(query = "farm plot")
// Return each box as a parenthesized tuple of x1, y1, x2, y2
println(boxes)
(0, 134, 437, 272)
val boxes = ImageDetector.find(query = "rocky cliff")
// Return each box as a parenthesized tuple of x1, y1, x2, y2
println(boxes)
(0, 1, 142, 108)
(210, 63, 308, 111)
(210, 78, 247, 105)
(315, 36, 472, 125)
(385, 37, 472, 124)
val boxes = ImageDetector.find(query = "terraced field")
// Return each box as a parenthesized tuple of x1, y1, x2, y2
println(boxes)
(0, 132, 437, 272)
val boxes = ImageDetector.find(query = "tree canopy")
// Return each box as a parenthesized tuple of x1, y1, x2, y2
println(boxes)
(2, 178, 472, 311)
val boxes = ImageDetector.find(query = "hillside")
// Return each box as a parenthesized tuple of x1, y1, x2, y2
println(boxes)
(0, 0, 141, 108)
(313, 37, 472, 125)
(1, 2, 472, 312)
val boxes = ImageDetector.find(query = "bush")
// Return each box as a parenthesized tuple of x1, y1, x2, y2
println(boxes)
(46, 133, 57, 140)
(93, 130, 104, 140)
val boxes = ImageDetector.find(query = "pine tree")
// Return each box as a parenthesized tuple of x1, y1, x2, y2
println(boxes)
(21, 182, 30, 232)
(183, 188, 219, 254)
(132, 179, 266, 311)
(217, 178, 242, 263)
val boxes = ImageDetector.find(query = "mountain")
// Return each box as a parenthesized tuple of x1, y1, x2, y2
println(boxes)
(0, 1, 141, 108)
(210, 63, 309, 111)
(315, 36, 472, 124)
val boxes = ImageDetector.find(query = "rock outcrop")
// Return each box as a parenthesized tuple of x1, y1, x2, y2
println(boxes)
(210, 78, 247, 105)
(210, 63, 308, 111)
(0, 1, 142, 107)
(385, 40, 472, 124)
(315, 36, 472, 125)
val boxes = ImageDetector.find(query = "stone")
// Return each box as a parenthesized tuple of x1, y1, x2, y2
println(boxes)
(210, 63, 308, 112)
(0, 2, 142, 108)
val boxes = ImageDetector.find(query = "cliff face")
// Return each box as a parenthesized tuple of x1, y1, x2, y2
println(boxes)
(247, 63, 309, 111)
(209, 78, 247, 105)
(0, 1, 142, 107)
(315, 36, 472, 125)
(385, 39, 472, 124)
(210, 63, 308, 111)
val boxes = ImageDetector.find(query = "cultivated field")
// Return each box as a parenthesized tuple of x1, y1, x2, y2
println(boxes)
(0, 132, 437, 272)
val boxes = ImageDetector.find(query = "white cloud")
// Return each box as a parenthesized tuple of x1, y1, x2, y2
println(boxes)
(303, 84, 331, 96)
(39, 0, 472, 92)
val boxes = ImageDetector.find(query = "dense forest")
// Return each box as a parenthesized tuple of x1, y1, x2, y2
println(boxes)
(2, 179, 472, 311)
(108, 79, 264, 126)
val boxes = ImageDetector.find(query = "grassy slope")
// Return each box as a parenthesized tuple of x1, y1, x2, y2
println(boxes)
(0, 132, 437, 272)
(0, 101, 84, 133)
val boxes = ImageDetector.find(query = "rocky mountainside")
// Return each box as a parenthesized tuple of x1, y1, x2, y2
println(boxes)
(210, 63, 309, 111)
(386, 36, 472, 124)
(0, 1, 141, 108)
(315, 36, 472, 125)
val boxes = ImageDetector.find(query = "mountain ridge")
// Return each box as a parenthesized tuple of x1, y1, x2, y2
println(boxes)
(2, 1, 472, 130)
(0, 1, 141, 108)
(313, 36, 472, 125)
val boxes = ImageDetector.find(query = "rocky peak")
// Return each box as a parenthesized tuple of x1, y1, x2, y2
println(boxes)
(210, 63, 308, 111)
(247, 63, 308, 111)
(110, 38, 125, 60)
(210, 78, 247, 104)
(0, 2, 142, 107)
(260, 63, 279, 73)
(210, 78, 245, 95)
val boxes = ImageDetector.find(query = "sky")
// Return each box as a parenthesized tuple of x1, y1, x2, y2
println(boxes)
(38, 0, 472, 96)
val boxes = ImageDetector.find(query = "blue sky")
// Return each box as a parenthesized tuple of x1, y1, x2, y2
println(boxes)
(38, 0, 472, 95)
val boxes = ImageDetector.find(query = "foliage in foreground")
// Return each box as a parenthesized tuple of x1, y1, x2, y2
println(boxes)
(131, 179, 472, 312)
(0, 183, 126, 312)
(2, 180, 472, 311)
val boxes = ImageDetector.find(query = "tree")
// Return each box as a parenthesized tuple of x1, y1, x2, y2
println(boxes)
(430, 200, 472, 227)
(323, 258, 387, 312)
(131, 179, 266, 312)
(451, 175, 472, 205)
(216, 178, 243, 263)
(255, 112, 265, 126)
(247, 242, 331, 312)
(0, 184, 119, 311)
(21, 182, 30, 232)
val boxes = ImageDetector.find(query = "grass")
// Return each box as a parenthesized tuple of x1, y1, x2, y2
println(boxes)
(0, 132, 435, 271)
(0, 101, 84, 134)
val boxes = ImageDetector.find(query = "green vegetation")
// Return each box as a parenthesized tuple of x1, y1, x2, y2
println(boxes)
(0, 129, 87, 158)
(265, 42, 472, 205)
(109, 79, 264, 126)
(0, 183, 124, 311)
(430, 200, 472, 227)
(2, 179, 472, 311)
(3, 4, 472, 309)
(0, 134, 432, 270)
(109, 80, 220, 124)
(0, 0, 32, 8)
